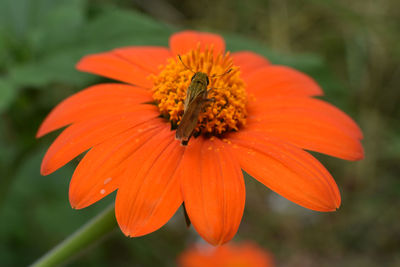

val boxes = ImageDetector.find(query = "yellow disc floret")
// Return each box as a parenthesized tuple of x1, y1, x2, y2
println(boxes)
(151, 45, 247, 136)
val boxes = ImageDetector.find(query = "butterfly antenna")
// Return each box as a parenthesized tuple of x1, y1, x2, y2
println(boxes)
(211, 65, 233, 78)
(178, 55, 195, 73)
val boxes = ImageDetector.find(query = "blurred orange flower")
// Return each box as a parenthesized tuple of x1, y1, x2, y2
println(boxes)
(178, 242, 274, 267)
(37, 31, 364, 245)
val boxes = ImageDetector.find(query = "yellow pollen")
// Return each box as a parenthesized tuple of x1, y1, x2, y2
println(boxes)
(151, 45, 247, 136)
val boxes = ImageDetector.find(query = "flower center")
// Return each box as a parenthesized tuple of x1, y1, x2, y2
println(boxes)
(151, 46, 247, 137)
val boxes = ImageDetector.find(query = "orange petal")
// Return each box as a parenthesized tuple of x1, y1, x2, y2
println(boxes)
(247, 121, 364, 161)
(244, 66, 323, 97)
(112, 46, 172, 73)
(231, 51, 270, 77)
(169, 31, 225, 56)
(181, 137, 245, 245)
(229, 131, 341, 212)
(115, 129, 184, 237)
(246, 97, 364, 161)
(178, 242, 274, 267)
(76, 52, 154, 88)
(69, 119, 165, 209)
(37, 83, 153, 137)
(248, 96, 363, 139)
(41, 105, 159, 175)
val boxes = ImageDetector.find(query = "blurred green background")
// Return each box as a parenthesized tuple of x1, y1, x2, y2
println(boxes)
(0, 0, 399, 266)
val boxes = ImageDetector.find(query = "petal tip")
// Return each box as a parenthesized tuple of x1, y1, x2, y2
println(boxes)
(201, 234, 233, 246)
(40, 155, 57, 176)
(319, 190, 342, 212)
(118, 224, 138, 238)
(37, 120, 52, 138)
(75, 56, 90, 71)
(69, 194, 84, 210)
(356, 147, 365, 161)
(347, 145, 365, 161)
(40, 164, 51, 176)
(36, 129, 44, 139)
(317, 197, 341, 212)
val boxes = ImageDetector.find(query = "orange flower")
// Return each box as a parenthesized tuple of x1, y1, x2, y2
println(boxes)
(37, 31, 364, 245)
(178, 242, 274, 267)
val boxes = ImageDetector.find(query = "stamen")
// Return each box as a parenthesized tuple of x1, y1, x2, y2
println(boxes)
(151, 46, 247, 137)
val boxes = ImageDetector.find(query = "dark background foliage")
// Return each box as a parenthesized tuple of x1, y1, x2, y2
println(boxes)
(0, 0, 399, 266)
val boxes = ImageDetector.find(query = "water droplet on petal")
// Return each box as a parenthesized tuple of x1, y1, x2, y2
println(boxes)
(247, 149, 255, 155)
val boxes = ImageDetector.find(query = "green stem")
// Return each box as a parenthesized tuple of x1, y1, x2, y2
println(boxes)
(31, 204, 117, 267)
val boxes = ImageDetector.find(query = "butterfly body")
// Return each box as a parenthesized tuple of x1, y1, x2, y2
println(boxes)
(176, 72, 211, 146)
